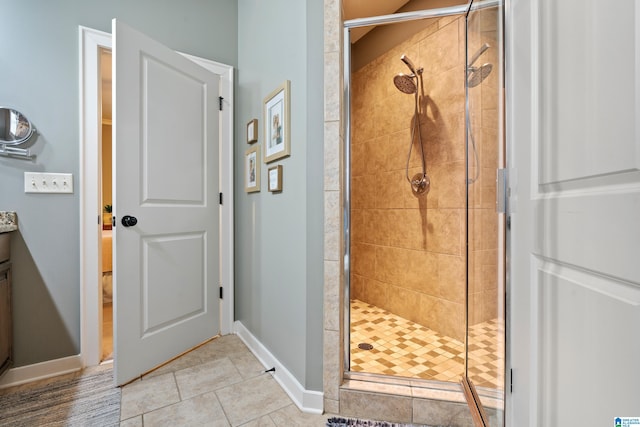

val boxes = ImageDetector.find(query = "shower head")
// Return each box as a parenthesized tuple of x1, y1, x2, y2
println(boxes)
(468, 43, 490, 67)
(467, 63, 493, 88)
(400, 54, 418, 75)
(467, 44, 493, 88)
(393, 73, 417, 94)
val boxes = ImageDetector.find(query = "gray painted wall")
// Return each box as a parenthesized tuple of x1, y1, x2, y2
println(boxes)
(236, 0, 324, 391)
(0, 0, 238, 366)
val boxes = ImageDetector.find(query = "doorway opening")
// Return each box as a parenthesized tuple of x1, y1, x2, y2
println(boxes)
(80, 25, 235, 373)
(99, 48, 113, 363)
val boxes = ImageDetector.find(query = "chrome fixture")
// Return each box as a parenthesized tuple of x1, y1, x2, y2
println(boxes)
(0, 107, 37, 160)
(466, 44, 493, 183)
(467, 43, 493, 88)
(393, 55, 429, 195)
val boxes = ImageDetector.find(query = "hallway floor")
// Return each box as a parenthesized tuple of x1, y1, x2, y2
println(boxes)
(102, 302, 113, 361)
(119, 334, 333, 426)
(350, 299, 504, 390)
(1, 335, 333, 426)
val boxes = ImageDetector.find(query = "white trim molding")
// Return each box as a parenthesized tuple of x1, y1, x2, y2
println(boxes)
(179, 51, 235, 336)
(79, 25, 112, 367)
(0, 355, 83, 389)
(234, 321, 324, 414)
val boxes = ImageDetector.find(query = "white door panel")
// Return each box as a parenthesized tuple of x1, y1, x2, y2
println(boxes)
(509, 0, 640, 425)
(113, 19, 220, 385)
(538, 0, 638, 185)
(143, 233, 205, 333)
(537, 261, 640, 426)
(534, 187, 640, 283)
(143, 56, 207, 204)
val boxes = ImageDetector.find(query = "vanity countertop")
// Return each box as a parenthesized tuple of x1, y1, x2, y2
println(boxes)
(0, 212, 17, 233)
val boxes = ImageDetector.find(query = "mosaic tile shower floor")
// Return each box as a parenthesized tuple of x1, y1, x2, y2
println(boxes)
(350, 299, 504, 390)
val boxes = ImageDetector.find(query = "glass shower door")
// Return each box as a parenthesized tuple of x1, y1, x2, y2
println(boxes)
(463, 0, 506, 425)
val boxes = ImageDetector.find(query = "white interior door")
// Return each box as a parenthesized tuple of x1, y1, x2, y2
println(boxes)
(508, 0, 640, 425)
(112, 19, 220, 385)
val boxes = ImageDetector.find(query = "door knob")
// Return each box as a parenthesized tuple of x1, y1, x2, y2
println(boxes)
(121, 215, 138, 227)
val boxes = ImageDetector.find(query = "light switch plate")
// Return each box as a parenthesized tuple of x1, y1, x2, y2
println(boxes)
(24, 172, 74, 193)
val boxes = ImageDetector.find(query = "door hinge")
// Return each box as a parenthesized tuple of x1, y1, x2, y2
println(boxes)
(219, 96, 224, 111)
(219, 286, 223, 299)
(219, 192, 223, 205)
(497, 168, 508, 214)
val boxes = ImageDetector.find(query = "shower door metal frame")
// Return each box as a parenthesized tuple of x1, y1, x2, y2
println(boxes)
(463, 2, 508, 425)
(342, 4, 470, 383)
(342, 3, 507, 418)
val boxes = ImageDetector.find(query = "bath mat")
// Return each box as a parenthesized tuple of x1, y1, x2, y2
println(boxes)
(0, 365, 120, 426)
(326, 417, 441, 427)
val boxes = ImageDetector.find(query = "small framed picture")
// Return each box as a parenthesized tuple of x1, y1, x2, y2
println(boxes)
(268, 165, 283, 192)
(263, 80, 291, 163)
(245, 145, 260, 192)
(246, 118, 258, 144)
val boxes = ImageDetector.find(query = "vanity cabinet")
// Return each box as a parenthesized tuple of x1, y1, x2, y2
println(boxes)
(0, 261, 11, 377)
(0, 214, 17, 378)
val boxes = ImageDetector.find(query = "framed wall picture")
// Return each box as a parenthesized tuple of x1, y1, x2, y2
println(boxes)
(263, 80, 291, 163)
(246, 118, 258, 143)
(268, 165, 283, 192)
(245, 145, 260, 192)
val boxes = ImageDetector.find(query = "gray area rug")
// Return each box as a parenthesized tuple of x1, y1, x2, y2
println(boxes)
(327, 417, 440, 427)
(0, 367, 120, 426)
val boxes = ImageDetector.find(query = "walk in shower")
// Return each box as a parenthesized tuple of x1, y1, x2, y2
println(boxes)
(344, 0, 504, 424)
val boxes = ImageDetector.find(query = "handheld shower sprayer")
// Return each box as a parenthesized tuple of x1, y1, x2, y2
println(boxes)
(400, 55, 418, 75)
(466, 44, 494, 184)
(467, 43, 493, 88)
(393, 55, 429, 195)
(468, 43, 490, 67)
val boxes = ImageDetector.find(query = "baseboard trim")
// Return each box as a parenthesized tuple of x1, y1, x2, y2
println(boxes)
(234, 321, 324, 414)
(0, 355, 83, 389)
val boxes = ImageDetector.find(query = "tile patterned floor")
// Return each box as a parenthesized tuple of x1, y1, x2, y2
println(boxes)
(3, 306, 502, 426)
(350, 299, 504, 390)
(467, 319, 505, 390)
(1, 335, 334, 426)
(119, 334, 334, 426)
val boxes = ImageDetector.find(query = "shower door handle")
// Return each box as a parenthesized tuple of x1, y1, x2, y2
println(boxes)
(121, 215, 138, 227)
(496, 169, 508, 214)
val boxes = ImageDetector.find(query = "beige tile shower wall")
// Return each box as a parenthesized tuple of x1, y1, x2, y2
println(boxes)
(467, 8, 501, 326)
(323, 0, 343, 415)
(350, 17, 466, 342)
